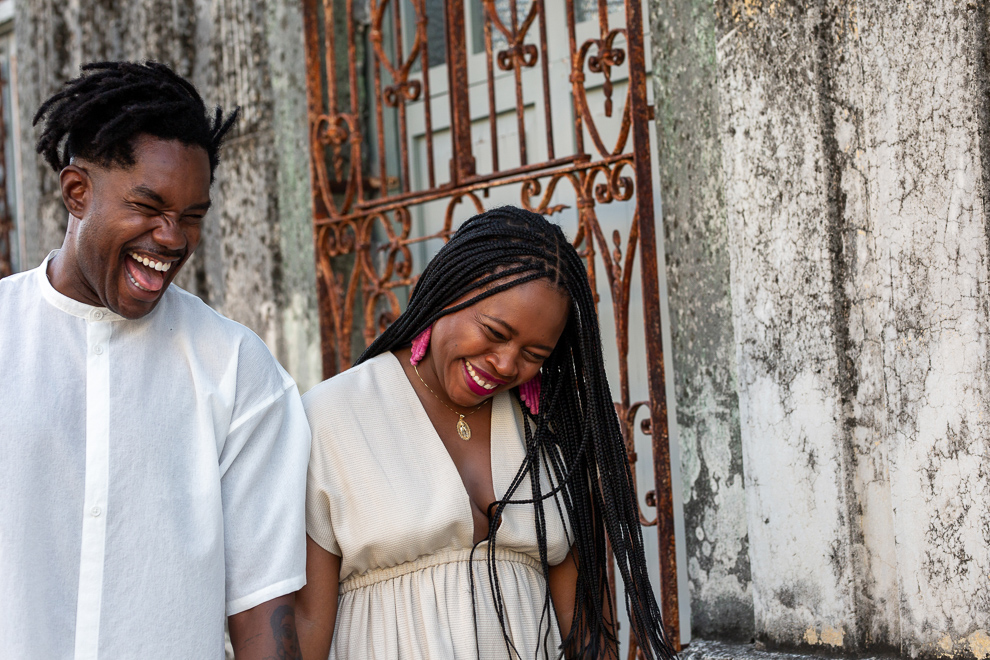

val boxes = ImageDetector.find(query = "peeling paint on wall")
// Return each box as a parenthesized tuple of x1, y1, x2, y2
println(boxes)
(802, 625, 845, 648)
(968, 631, 990, 660)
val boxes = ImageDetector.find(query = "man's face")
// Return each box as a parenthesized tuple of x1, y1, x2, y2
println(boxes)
(66, 136, 211, 319)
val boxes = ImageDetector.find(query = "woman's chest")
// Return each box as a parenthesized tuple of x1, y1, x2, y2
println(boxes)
(324, 414, 570, 578)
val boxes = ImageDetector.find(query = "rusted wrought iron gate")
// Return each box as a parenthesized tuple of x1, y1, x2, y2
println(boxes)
(0, 65, 12, 280)
(301, 0, 679, 651)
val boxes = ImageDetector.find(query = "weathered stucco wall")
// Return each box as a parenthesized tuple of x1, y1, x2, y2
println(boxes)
(652, 0, 990, 656)
(14, 0, 321, 390)
(651, 0, 754, 642)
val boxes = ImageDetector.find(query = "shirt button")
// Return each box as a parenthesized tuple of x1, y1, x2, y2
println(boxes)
(92, 310, 104, 321)
(91, 506, 102, 517)
(93, 345, 104, 355)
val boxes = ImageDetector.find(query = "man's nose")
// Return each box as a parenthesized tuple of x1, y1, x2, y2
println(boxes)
(152, 215, 186, 251)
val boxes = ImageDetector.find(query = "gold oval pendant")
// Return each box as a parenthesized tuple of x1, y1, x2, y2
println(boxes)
(456, 418, 472, 441)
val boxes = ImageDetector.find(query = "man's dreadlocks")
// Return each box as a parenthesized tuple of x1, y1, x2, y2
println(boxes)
(33, 61, 238, 181)
(359, 206, 677, 660)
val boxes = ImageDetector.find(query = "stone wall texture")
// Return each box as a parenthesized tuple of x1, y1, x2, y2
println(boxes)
(14, 0, 321, 390)
(652, 0, 990, 656)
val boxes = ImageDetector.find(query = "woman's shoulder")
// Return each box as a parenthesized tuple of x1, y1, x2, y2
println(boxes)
(301, 352, 412, 447)
(302, 352, 397, 410)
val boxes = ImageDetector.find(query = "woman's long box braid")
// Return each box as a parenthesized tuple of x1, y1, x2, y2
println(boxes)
(358, 206, 677, 659)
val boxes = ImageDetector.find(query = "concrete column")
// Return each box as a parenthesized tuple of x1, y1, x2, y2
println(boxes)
(854, 2, 990, 655)
(14, 0, 321, 389)
(650, 0, 754, 642)
(651, 0, 990, 655)
(718, 0, 863, 648)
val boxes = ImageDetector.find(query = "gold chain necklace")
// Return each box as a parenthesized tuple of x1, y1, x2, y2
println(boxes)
(413, 362, 488, 440)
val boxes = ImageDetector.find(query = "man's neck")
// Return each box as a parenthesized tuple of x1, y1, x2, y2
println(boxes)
(47, 244, 103, 308)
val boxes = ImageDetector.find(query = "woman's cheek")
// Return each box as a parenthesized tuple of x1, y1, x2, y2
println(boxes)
(517, 364, 539, 385)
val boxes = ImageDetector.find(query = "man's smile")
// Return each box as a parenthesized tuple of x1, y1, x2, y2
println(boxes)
(123, 250, 180, 297)
(127, 250, 173, 272)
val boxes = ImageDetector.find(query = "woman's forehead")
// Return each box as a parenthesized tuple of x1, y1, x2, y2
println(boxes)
(472, 279, 570, 319)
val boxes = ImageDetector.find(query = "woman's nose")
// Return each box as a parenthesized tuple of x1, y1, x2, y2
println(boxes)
(487, 348, 518, 381)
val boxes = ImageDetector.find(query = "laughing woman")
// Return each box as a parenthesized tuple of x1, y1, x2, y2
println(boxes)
(296, 206, 676, 660)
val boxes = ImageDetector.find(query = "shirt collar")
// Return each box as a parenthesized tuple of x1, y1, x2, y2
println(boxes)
(37, 250, 126, 322)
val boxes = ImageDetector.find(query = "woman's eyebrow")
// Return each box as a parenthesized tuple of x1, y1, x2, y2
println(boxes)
(482, 314, 553, 352)
(482, 313, 516, 334)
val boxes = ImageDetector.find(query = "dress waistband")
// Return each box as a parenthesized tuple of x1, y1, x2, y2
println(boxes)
(339, 546, 543, 594)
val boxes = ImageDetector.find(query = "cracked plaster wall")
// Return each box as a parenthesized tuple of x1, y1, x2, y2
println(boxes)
(14, 0, 321, 390)
(651, 0, 754, 642)
(653, 0, 990, 656)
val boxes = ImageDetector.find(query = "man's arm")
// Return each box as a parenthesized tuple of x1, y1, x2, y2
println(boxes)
(296, 535, 342, 660)
(228, 594, 302, 660)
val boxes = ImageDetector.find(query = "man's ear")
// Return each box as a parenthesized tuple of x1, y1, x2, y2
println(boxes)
(59, 164, 92, 218)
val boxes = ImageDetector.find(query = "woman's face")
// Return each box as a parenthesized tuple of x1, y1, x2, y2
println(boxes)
(425, 278, 571, 408)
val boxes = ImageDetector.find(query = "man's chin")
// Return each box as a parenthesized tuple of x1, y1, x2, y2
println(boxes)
(110, 297, 161, 319)
(108, 289, 167, 320)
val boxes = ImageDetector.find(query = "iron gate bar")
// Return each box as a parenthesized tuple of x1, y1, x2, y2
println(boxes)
(622, 0, 680, 647)
(301, 0, 681, 649)
(484, 9, 499, 173)
(536, 0, 554, 160)
(331, 155, 592, 221)
(445, 0, 475, 184)
(0, 65, 14, 280)
(370, 0, 389, 194)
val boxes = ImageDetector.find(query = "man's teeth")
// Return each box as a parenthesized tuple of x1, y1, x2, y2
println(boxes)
(128, 251, 172, 272)
(466, 362, 497, 390)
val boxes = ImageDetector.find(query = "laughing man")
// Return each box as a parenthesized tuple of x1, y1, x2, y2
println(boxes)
(0, 62, 310, 659)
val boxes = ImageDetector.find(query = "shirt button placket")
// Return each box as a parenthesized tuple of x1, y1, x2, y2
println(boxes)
(90, 310, 107, 355)
(75, 311, 113, 659)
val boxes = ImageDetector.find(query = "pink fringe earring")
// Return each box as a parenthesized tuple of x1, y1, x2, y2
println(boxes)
(518, 372, 542, 415)
(410, 326, 432, 365)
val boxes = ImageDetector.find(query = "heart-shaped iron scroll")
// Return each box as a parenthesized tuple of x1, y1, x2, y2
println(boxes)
(370, 0, 426, 107)
(482, 0, 541, 71)
(311, 113, 361, 217)
(572, 28, 632, 158)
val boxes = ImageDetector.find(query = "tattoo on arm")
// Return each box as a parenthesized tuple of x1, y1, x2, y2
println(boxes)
(268, 604, 303, 660)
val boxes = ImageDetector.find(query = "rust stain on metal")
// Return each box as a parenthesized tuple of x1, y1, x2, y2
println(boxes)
(301, 0, 680, 649)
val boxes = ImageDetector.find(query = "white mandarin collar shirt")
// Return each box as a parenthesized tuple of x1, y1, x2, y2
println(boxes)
(0, 253, 311, 659)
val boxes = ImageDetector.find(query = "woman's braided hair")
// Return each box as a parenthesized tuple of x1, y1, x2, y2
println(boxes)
(33, 61, 238, 181)
(359, 206, 676, 659)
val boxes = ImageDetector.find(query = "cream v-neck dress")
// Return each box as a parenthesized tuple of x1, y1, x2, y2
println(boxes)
(304, 352, 571, 660)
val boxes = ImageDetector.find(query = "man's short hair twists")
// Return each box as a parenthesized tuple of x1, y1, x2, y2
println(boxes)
(33, 60, 238, 181)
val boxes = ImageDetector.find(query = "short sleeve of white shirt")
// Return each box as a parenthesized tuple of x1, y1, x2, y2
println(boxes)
(221, 340, 311, 614)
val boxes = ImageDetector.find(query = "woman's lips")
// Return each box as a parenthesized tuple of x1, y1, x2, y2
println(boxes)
(463, 359, 507, 396)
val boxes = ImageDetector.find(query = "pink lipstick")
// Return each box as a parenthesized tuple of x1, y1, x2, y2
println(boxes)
(463, 359, 506, 396)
